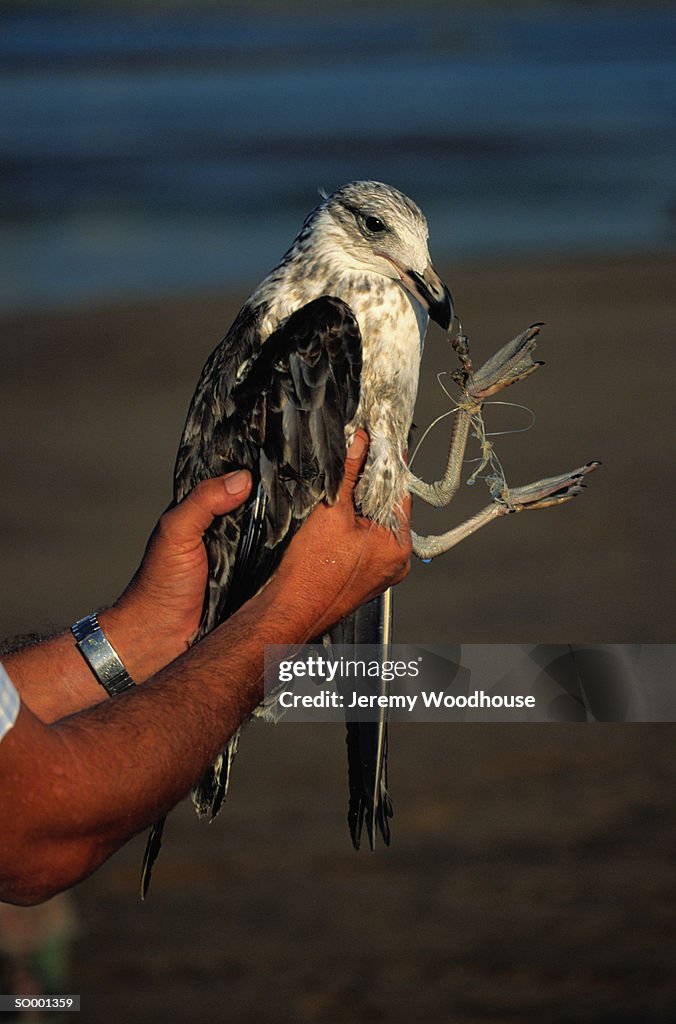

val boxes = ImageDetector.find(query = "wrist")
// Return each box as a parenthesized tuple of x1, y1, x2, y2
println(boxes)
(256, 566, 346, 643)
(98, 603, 186, 684)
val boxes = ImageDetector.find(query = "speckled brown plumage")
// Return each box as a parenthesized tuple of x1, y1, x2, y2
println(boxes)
(140, 182, 453, 895)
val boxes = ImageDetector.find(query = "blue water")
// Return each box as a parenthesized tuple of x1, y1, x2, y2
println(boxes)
(1, 7, 675, 311)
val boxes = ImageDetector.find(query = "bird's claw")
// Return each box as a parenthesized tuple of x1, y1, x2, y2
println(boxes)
(499, 461, 601, 512)
(410, 318, 600, 561)
(410, 461, 600, 561)
(458, 323, 545, 404)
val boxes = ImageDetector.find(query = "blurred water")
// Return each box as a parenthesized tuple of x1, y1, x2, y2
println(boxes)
(1, 7, 675, 311)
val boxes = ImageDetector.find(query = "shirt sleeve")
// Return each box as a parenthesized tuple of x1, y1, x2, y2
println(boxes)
(0, 662, 20, 742)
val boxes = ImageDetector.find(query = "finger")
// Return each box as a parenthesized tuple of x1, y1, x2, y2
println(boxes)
(162, 472, 252, 545)
(341, 429, 369, 493)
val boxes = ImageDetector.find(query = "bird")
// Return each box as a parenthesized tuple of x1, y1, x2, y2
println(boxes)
(140, 180, 453, 896)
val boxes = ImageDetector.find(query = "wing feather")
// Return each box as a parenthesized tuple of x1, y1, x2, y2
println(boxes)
(141, 296, 363, 893)
(193, 296, 361, 809)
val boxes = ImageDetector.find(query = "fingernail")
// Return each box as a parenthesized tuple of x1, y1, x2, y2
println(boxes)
(346, 432, 367, 460)
(224, 470, 250, 493)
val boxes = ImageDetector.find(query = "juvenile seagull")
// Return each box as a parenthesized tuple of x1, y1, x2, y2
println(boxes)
(141, 181, 597, 894)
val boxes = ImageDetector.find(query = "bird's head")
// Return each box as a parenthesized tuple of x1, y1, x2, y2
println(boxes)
(314, 180, 454, 330)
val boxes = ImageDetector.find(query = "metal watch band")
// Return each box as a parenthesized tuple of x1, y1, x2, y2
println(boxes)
(71, 613, 136, 697)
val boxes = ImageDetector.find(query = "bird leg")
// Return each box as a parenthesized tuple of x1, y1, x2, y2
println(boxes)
(411, 462, 599, 560)
(409, 324, 544, 509)
(409, 324, 599, 560)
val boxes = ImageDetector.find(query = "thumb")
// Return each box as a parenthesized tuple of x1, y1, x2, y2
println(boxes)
(166, 471, 252, 545)
(340, 430, 369, 496)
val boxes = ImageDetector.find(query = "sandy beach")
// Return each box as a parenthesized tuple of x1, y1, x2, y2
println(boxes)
(1, 252, 674, 1021)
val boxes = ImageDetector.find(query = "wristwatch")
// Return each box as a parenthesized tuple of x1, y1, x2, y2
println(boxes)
(71, 613, 136, 697)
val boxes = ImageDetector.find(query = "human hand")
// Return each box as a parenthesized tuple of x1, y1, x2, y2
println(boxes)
(106, 470, 252, 678)
(106, 431, 409, 676)
(269, 430, 412, 639)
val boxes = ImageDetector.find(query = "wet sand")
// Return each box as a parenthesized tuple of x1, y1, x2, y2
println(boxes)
(1, 253, 674, 1021)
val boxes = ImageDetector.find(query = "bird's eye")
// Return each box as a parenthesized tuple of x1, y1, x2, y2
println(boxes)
(363, 215, 386, 234)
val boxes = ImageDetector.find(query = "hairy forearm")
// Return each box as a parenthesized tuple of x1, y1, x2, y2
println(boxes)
(0, 576, 319, 906)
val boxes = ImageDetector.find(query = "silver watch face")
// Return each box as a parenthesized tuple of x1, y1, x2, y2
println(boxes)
(72, 615, 135, 695)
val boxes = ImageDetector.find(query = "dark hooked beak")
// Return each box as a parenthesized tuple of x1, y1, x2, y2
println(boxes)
(401, 262, 454, 330)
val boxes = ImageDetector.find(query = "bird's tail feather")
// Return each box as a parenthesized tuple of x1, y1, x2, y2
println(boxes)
(140, 816, 166, 900)
(330, 589, 394, 850)
(192, 730, 241, 820)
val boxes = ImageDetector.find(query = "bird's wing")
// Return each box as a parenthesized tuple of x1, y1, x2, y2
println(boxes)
(175, 295, 362, 637)
(191, 295, 362, 822)
(141, 296, 363, 898)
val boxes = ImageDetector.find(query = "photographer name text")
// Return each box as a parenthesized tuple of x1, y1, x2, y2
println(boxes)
(277, 690, 536, 711)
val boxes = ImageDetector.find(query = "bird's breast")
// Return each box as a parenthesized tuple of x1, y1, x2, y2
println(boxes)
(343, 278, 425, 527)
(253, 265, 426, 527)
(347, 278, 425, 432)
